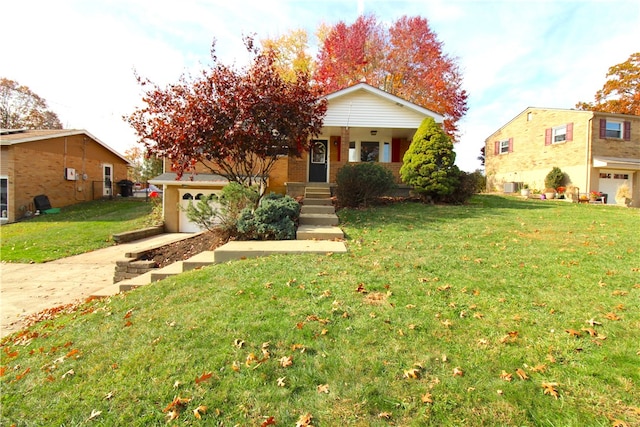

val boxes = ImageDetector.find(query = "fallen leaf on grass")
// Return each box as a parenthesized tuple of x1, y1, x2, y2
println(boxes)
(530, 364, 547, 373)
(261, 416, 277, 427)
(421, 392, 433, 403)
(565, 329, 582, 338)
(500, 331, 518, 344)
(453, 367, 464, 377)
(279, 356, 293, 368)
(104, 391, 114, 400)
(378, 412, 392, 419)
(295, 413, 313, 427)
(500, 371, 513, 382)
(62, 369, 74, 379)
(162, 395, 192, 419)
(233, 339, 245, 348)
(611, 420, 629, 427)
(87, 409, 102, 421)
(516, 368, 529, 380)
(193, 405, 207, 420)
(403, 368, 421, 379)
(541, 382, 559, 399)
(582, 328, 598, 337)
(605, 312, 621, 321)
(317, 384, 330, 394)
(195, 371, 212, 384)
(277, 377, 286, 387)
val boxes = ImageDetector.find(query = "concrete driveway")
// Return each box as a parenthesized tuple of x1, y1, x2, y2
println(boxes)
(0, 233, 192, 338)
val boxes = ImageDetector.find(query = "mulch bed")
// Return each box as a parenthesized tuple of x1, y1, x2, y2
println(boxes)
(140, 229, 230, 268)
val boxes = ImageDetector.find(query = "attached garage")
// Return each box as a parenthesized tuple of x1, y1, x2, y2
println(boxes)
(150, 173, 229, 233)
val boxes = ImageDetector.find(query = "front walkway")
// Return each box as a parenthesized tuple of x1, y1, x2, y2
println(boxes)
(0, 233, 192, 338)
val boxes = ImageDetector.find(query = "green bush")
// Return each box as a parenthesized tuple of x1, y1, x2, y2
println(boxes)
(544, 167, 565, 190)
(442, 170, 483, 204)
(218, 182, 260, 234)
(236, 193, 301, 240)
(400, 117, 460, 203)
(184, 194, 219, 232)
(335, 163, 396, 208)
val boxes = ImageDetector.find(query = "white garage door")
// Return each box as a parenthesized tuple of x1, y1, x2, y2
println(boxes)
(179, 189, 222, 233)
(597, 171, 631, 205)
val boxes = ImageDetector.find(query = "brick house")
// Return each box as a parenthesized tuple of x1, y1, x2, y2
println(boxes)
(153, 83, 444, 232)
(485, 107, 640, 206)
(0, 129, 131, 223)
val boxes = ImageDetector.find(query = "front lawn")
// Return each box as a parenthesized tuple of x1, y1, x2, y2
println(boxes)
(0, 198, 156, 263)
(1, 196, 638, 425)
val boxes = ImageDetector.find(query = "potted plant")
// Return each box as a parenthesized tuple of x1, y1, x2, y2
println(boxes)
(544, 188, 557, 199)
(521, 184, 530, 197)
(615, 184, 632, 207)
(556, 186, 566, 199)
(544, 167, 564, 200)
(589, 191, 602, 202)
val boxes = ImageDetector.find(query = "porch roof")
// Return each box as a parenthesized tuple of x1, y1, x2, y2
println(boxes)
(593, 156, 640, 171)
(149, 173, 229, 187)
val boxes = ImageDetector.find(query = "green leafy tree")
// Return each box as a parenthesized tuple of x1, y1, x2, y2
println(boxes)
(400, 117, 460, 202)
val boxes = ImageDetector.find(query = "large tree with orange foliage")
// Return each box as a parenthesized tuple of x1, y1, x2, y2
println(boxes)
(576, 52, 640, 116)
(313, 15, 468, 139)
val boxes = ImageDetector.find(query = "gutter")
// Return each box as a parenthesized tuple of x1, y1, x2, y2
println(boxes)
(585, 115, 593, 194)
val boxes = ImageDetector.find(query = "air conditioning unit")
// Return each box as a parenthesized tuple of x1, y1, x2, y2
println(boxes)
(65, 168, 76, 181)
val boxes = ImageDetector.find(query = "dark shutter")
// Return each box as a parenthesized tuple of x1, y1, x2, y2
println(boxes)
(599, 119, 606, 139)
(566, 123, 573, 141)
(494, 141, 499, 155)
(545, 128, 552, 145)
(508, 138, 514, 153)
(623, 121, 631, 140)
(391, 138, 401, 162)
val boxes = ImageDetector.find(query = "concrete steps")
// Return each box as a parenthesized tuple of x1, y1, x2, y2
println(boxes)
(297, 186, 343, 239)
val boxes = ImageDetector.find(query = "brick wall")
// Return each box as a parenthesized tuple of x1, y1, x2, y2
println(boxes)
(485, 108, 593, 192)
(6, 135, 128, 221)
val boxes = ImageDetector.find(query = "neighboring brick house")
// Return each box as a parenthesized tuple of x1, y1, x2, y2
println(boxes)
(153, 83, 444, 232)
(485, 108, 640, 206)
(0, 129, 131, 223)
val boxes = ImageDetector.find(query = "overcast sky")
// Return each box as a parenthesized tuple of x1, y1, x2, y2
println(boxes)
(2, 0, 638, 171)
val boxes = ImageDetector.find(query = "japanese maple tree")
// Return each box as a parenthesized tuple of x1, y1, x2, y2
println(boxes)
(126, 37, 327, 196)
(314, 15, 468, 139)
(576, 52, 640, 116)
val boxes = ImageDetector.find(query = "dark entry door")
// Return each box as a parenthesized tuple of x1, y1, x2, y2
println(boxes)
(308, 139, 328, 182)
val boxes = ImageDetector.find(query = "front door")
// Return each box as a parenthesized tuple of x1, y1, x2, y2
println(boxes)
(103, 164, 113, 197)
(309, 139, 328, 182)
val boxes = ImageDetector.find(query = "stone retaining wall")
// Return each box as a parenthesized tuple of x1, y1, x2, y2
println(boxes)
(112, 225, 164, 244)
(114, 258, 157, 283)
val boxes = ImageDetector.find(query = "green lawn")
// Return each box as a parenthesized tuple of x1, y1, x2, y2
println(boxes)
(0, 198, 156, 263)
(1, 196, 638, 426)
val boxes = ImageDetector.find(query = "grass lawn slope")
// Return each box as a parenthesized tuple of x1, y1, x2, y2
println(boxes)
(1, 196, 639, 426)
(0, 199, 154, 263)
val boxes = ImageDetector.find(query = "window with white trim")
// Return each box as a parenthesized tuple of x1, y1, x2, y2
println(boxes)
(499, 139, 510, 154)
(348, 141, 390, 162)
(605, 120, 623, 139)
(552, 125, 567, 143)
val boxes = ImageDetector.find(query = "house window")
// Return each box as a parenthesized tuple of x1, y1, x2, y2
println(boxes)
(613, 173, 629, 179)
(382, 142, 391, 163)
(0, 177, 7, 222)
(349, 141, 357, 162)
(599, 173, 612, 179)
(552, 125, 567, 143)
(605, 121, 623, 138)
(499, 139, 510, 154)
(349, 141, 387, 162)
(600, 119, 631, 140)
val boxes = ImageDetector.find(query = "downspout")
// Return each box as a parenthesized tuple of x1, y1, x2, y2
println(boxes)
(585, 115, 593, 196)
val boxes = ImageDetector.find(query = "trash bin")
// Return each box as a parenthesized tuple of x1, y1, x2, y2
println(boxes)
(117, 180, 134, 197)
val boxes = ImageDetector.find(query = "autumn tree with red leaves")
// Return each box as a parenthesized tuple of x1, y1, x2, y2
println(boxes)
(576, 52, 640, 116)
(126, 37, 327, 196)
(314, 15, 468, 139)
